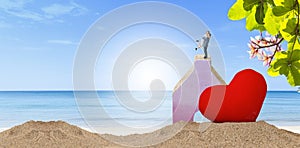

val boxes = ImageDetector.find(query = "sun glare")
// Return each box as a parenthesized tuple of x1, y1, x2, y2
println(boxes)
(128, 58, 179, 91)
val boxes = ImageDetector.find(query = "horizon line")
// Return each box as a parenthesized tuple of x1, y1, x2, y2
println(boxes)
(0, 90, 297, 92)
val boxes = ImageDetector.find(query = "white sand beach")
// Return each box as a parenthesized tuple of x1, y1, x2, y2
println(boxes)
(0, 120, 299, 147)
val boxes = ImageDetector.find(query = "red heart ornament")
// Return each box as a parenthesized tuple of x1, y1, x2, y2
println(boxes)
(199, 69, 267, 122)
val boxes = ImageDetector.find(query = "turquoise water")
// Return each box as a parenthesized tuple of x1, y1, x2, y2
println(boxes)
(0, 91, 299, 130)
(259, 91, 300, 126)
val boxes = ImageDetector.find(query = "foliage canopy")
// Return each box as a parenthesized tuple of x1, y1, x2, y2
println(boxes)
(228, 0, 300, 86)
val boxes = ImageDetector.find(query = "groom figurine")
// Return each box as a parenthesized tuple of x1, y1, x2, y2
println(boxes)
(195, 31, 211, 59)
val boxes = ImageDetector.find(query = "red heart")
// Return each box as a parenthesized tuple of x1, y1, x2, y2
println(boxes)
(199, 69, 267, 122)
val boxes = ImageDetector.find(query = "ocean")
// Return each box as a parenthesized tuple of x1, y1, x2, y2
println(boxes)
(0, 91, 299, 134)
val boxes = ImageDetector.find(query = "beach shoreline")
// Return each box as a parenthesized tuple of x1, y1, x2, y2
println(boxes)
(0, 120, 299, 147)
(278, 126, 300, 134)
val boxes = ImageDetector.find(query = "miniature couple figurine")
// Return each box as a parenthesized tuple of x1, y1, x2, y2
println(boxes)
(195, 31, 211, 59)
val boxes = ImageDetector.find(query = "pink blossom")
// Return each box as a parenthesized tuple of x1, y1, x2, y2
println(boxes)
(246, 32, 282, 67)
(257, 51, 271, 66)
(247, 43, 259, 59)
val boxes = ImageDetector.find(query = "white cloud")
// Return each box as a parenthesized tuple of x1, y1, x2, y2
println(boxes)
(47, 40, 78, 45)
(6, 10, 43, 21)
(0, 0, 28, 10)
(42, 2, 87, 17)
(0, 0, 43, 21)
(0, 0, 87, 22)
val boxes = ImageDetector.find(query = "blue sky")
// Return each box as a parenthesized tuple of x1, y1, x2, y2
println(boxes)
(0, 0, 296, 91)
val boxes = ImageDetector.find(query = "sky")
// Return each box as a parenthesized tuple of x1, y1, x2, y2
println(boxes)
(0, 0, 296, 91)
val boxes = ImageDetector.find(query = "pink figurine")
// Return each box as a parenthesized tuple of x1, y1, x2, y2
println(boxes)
(172, 55, 225, 123)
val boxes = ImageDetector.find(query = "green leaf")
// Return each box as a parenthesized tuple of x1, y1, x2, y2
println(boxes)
(255, 2, 266, 24)
(284, 18, 296, 35)
(264, 7, 283, 35)
(287, 62, 300, 86)
(280, 17, 297, 41)
(294, 38, 300, 50)
(243, 0, 259, 11)
(287, 36, 300, 52)
(228, 0, 249, 20)
(267, 0, 275, 6)
(274, 58, 288, 69)
(268, 50, 300, 86)
(268, 59, 287, 76)
(290, 50, 300, 62)
(267, 67, 280, 76)
(272, 0, 295, 16)
(282, 0, 295, 8)
(272, 6, 291, 16)
(274, 0, 285, 6)
(246, 7, 266, 31)
(292, 57, 300, 68)
(246, 10, 256, 31)
(280, 64, 289, 75)
(268, 52, 288, 76)
(274, 0, 295, 7)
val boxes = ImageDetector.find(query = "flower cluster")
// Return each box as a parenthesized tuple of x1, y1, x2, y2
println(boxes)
(247, 33, 283, 66)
